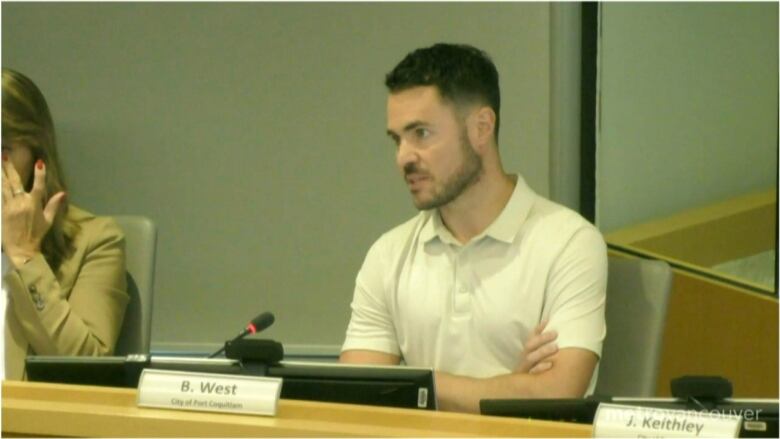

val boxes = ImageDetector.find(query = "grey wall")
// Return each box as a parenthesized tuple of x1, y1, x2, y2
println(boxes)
(3, 3, 554, 354)
(597, 3, 778, 233)
(549, 3, 582, 212)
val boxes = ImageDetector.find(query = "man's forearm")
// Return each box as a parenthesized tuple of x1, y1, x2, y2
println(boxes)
(435, 371, 570, 413)
(435, 349, 598, 413)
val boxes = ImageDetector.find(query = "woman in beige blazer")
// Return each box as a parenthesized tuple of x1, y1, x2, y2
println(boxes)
(2, 68, 128, 380)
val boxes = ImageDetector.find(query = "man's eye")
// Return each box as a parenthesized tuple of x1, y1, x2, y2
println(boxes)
(415, 128, 431, 139)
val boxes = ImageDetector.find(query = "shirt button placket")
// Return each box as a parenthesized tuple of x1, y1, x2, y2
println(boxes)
(453, 250, 471, 314)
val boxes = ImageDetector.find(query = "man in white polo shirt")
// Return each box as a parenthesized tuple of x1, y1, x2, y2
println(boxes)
(340, 43, 607, 413)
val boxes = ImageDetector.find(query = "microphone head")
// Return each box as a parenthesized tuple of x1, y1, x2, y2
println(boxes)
(247, 312, 275, 334)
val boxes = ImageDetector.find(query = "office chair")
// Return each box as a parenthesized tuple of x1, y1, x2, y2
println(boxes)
(112, 216, 157, 356)
(595, 254, 673, 397)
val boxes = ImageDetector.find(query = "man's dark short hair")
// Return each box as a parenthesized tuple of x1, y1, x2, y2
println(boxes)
(385, 43, 501, 143)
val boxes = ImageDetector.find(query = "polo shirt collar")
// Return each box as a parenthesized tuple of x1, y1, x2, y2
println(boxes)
(419, 208, 461, 246)
(419, 210, 440, 244)
(482, 174, 535, 243)
(419, 174, 536, 246)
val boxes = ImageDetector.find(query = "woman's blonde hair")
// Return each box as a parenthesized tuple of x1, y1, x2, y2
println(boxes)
(2, 68, 78, 270)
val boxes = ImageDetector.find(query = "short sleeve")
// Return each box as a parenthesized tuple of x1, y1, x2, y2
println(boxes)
(543, 225, 607, 358)
(341, 237, 401, 356)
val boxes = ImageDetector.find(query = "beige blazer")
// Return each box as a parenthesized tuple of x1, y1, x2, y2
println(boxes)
(3, 205, 128, 380)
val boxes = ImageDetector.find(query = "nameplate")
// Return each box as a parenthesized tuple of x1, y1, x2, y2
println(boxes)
(137, 369, 282, 416)
(593, 403, 742, 438)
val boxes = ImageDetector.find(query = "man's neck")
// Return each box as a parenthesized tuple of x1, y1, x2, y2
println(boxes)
(438, 172, 516, 244)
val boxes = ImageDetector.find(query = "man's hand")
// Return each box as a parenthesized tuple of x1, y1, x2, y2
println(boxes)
(516, 320, 558, 374)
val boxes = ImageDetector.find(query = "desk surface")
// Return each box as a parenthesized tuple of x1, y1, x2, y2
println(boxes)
(2, 380, 592, 437)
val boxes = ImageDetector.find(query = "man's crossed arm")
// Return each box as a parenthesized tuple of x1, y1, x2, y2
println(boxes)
(339, 322, 598, 413)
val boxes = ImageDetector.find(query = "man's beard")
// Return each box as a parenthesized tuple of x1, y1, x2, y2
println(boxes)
(407, 131, 483, 211)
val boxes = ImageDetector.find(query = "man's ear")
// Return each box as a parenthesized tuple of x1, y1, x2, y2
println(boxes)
(468, 106, 497, 151)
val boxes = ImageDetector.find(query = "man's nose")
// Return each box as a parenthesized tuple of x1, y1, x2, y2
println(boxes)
(396, 140, 418, 170)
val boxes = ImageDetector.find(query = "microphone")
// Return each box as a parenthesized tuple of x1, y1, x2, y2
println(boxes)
(209, 312, 275, 358)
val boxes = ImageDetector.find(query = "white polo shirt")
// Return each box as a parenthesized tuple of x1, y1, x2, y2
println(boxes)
(342, 175, 607, 388)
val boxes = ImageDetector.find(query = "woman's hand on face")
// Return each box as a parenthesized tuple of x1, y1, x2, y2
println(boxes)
(2, 156, 66, 267)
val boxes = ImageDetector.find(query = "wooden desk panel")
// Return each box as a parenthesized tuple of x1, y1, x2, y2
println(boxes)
(2, 381, 592, 437)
